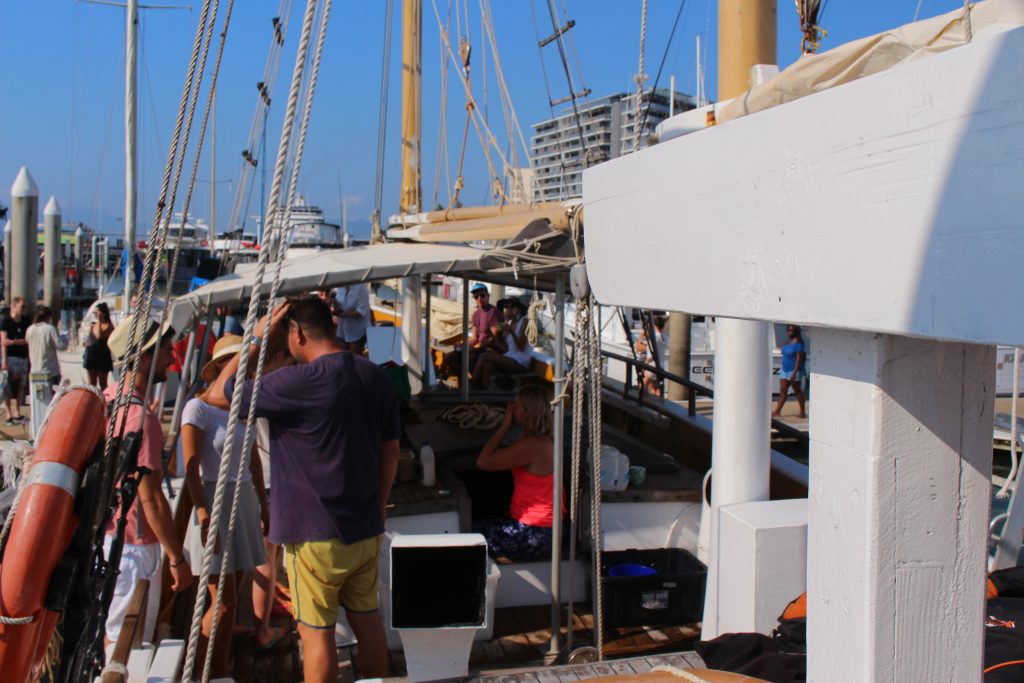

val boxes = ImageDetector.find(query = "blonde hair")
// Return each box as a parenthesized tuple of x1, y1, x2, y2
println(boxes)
(517, 385, 552, 437)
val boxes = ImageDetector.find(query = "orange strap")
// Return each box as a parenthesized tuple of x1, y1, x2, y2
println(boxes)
(984, 659, 1024, 674)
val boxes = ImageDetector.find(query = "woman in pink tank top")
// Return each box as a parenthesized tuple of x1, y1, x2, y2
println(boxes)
(475, 386, 564, 561)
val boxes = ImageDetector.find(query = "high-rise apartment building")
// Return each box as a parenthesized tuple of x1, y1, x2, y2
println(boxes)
(530, 88, 696, 202)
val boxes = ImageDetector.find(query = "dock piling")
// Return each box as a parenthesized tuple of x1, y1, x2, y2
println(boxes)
(44, 197, 63, 314)
(10, 167, 39, 311)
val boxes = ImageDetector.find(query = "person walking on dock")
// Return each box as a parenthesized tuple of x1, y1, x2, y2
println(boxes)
(210, 296, 400, 683)
(1, 297, 30, 425)
(26, 305, 66, 387)
(773, 324, 807, 418)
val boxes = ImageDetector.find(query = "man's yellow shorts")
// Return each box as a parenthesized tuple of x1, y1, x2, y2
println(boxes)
(284, 535, 382, 629)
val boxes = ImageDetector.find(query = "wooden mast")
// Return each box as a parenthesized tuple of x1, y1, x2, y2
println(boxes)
(400, 0, 422, 214)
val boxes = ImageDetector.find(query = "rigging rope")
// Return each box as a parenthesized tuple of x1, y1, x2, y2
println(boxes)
(372, 0, 395, 241)
(181, 0, 325, 679)
(635, 0, 688, 149)
(633, 0, 648, 153)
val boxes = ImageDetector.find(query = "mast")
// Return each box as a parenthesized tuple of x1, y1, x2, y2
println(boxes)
(700, 0, 777, 640)
(400, 0, 421, 214)
(125, 0, 138, 305)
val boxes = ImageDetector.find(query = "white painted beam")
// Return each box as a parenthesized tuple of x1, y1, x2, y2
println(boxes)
(806, 331, 991, 682)
(583, 27, 1024, 347)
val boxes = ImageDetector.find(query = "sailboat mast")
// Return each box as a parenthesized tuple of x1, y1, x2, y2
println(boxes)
(400, 0, 422, 214)
(124, 0, 138, 304)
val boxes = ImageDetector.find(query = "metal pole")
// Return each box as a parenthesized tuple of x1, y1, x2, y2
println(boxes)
(124, 0, 138, 304)
(3, 221, 11, 304)
(548, 274, 566, 654)
(43, 197, 63, 314)
(211, 90, 216, 245)
(423, 275, 432, 388)
(461, 276, 470, 402)
(701, 0, 777, 641)
(10, 167, 39, 311)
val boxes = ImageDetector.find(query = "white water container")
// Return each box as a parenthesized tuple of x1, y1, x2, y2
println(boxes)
(598, 445, 630, 491)
(420, 443, 436, 487)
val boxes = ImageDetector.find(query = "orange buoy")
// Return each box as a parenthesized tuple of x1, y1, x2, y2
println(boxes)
(0, 388, 105, 683)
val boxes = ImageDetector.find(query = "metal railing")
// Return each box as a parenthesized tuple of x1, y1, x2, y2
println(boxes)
(581, 344, 809, 443)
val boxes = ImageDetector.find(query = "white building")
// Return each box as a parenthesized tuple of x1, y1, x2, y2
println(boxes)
(529, 88, 696, 202)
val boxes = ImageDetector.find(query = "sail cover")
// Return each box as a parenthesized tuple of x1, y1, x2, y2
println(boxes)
(167, 242, 487, 332)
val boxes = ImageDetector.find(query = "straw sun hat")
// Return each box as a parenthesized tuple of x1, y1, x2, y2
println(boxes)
(200, 335, 244, 382)
(107, 317, 175, 363)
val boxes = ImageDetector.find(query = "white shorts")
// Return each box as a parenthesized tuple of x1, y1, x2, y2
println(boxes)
(103, 536, 162, 644)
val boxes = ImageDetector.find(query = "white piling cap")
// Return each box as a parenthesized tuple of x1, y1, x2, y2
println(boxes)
(10, 167, 38, 198)
(44, 196, 62, 217)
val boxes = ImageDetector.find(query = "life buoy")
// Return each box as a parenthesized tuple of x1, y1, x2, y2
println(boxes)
(0, 388, 105, 683)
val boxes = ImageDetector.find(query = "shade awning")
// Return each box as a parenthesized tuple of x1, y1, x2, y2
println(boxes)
(168, 242, 487, 332)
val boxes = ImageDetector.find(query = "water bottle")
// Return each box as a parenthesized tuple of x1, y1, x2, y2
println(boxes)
(420, 442, 436, 487)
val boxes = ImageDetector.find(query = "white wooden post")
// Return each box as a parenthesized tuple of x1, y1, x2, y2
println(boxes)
(401, 276, 423, 394)
(807, 330, 992, 683)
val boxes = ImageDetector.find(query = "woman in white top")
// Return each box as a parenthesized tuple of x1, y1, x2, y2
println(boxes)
(471, 297, 533, 389)
(182, 335, 272, 676)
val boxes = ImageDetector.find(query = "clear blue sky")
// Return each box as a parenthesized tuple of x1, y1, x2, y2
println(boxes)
(0, 0, 967, 238)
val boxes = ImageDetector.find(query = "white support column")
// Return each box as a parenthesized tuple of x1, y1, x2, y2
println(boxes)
(807, 330, 992, 683)
(401, 276, 423, 395)
(702, 316, 772, 639)
(10, 167, 39, 311)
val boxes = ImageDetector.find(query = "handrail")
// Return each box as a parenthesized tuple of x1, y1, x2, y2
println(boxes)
(568, 339, 809, 443)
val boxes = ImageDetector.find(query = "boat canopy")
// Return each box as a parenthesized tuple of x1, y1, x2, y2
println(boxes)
(167, 242, 488, 332)
(657, 0, 1024, 140)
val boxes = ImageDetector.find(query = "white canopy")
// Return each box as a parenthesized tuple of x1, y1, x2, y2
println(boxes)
(168, 242, 487, 332)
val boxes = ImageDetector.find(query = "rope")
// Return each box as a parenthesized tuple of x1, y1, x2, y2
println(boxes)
(651, 665, 712, 683)
(633, 0, 648, 153)
(204, 2, 335, 666)
(963, 1, 973, 42)
(565, 294, 585, 653)
(585, 294, 605, 659)
(439, 403, 505, 430)
(93, 0, 213, 543)
(180, 0, 321, 678)
(371, 0, 395, 241)
(525, 291, 544, 347)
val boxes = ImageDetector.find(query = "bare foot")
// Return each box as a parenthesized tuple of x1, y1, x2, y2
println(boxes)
(771, 410, 781, 418)
(798, 413, 807, 419)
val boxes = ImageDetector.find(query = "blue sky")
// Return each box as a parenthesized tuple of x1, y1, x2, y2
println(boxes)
(0, 0, 967, 238)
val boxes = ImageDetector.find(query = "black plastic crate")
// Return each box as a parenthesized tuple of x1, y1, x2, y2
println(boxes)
(599, 548, 707, 628)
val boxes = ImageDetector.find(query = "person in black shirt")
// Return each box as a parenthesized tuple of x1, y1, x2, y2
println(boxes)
(1, 297, 30, 425)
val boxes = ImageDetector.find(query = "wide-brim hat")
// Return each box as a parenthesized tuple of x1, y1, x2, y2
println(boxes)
(200, 334, 243, 382)
(107, 316, 175, 364)
(497, 297, 527, 316)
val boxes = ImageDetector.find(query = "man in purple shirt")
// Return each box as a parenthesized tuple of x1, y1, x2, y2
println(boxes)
(442, 283, 504, 382)
(210, 296, 400, 683)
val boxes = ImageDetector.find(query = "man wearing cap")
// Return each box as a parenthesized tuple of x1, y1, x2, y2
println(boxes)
(104, 317, 193, 645)
(443, 283, 504, 381)
(209, 295, 400, 683)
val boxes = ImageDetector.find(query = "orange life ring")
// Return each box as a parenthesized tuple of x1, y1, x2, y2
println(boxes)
(0, 388, 105, 683)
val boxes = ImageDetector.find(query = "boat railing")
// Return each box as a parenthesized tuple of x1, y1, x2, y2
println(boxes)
(594, 345, 809, 443)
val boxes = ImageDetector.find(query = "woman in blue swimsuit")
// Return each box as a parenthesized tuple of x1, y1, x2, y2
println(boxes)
(773, 325, 807, 418)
